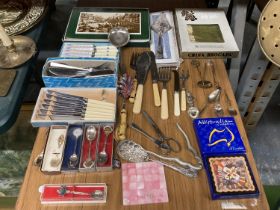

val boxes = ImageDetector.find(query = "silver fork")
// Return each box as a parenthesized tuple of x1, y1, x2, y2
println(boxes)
(128, 52, 140, 103)
(179, 69, 189, 111)
(158, 67, 171, 119)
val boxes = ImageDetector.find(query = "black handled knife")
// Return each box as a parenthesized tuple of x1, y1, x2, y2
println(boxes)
(173, 70, 180, 116)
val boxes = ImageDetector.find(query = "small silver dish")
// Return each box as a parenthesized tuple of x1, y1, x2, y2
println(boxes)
(108, 27, 130, 48)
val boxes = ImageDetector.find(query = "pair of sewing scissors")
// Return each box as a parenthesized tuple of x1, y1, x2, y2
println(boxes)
(130, 111, 181, 154)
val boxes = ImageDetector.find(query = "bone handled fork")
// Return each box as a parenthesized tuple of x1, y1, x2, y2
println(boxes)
(159, 67, 171, 119)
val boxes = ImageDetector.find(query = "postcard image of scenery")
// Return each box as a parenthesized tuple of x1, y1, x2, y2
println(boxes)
(76, 12, 141, 34)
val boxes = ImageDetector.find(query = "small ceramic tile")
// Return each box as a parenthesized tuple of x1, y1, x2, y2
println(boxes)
(122, 162, 168, 205)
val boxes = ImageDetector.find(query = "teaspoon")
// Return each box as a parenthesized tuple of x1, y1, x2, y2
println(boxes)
(98, 125, 113, 165)
(83, 125, 97, 168)
(68, 128, 83, 168)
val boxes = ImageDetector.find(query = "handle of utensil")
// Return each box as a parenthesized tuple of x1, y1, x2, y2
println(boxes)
(87, 99, 115, 109)
(115, 108, 127, 141)
(133, 84, 143, 114)
(153, 83, 161, 107)
(181, 89, 186, 111)
(85, 109, 114, 117)
(174, 91, 180, 116)
(129, 78, 138, 103)
(84, 115, 114, 121)
(161, 88, 168, 120)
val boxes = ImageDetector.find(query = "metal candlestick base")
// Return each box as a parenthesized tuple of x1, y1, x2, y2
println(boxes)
(0, 36, 36, 69)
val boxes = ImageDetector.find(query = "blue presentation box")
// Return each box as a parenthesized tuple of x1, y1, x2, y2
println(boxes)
(193, 117, 246, 157)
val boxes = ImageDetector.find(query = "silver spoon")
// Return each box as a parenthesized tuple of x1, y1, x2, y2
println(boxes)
(83, 126, 97, 168)
(57, 185, 104, 199)
(68, 128, 83, 168)
(98, 125, 113, 165)
(199, 87, 222, 116)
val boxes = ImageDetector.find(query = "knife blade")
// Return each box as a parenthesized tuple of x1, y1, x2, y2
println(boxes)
(133, 51, 151, 114)
(173, 70, 180, 116)
(148, 51, 161, 107)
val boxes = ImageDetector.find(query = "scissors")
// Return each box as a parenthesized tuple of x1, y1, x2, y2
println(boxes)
(130, 111, 181, 154)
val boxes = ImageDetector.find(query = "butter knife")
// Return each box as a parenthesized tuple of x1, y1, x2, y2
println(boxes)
(148, 51, 161, 107)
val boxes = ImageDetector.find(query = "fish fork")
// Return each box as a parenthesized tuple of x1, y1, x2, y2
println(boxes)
(159, 67, 171, 119)
(128, 52, 140, 103)
(179, 69, 189, 111)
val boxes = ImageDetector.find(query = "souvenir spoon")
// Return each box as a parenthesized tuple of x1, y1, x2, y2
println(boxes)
(57, 185, 104, 199)
(83, 126, 97, 168)
(68, 128, 83, 168)
(98, 125, 113, 165)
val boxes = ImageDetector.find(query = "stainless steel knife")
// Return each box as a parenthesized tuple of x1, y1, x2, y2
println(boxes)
(148, 51, 161, 107)
(173, 70, 180, 116)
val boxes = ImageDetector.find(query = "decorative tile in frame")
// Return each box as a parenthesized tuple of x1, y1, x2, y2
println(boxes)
(205, 155, 259, 199)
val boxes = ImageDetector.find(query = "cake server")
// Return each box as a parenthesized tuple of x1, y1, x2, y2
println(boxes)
(132, 51, 151, 114)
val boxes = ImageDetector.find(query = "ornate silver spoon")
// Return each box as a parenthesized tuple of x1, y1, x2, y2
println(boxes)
(57, 185, 104, 199)
(68, 128, 83, 168)
(98, 125, 113, 165)
(83, 126, 97, 168)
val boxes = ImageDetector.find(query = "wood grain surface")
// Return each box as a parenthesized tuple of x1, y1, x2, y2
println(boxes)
(16, 48, 269, 210)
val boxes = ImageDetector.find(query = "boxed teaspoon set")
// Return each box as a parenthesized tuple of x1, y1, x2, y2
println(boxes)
(40, 123, 115, 173)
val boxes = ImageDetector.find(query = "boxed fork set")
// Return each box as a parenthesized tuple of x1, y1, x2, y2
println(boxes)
(41, 123, 114, 173)
(193, 117, 259, 199)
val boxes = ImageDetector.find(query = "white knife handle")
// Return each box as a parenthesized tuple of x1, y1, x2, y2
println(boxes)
(181, 90, 186, 111)
(153, 83, 161, 107)
(174, 92, 180, 116)
(133, 84, 144, 114)
(161, 88, 168, 120)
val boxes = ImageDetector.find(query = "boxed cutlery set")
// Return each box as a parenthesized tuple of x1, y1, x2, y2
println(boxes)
(41, 123, 114, 173)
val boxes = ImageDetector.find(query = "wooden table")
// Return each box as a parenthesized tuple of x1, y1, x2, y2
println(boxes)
(16, 48, 269, 210)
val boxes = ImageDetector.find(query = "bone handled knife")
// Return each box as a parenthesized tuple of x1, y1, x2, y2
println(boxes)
(173, 70, 180, 116)
(148, 51, 161, 107)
